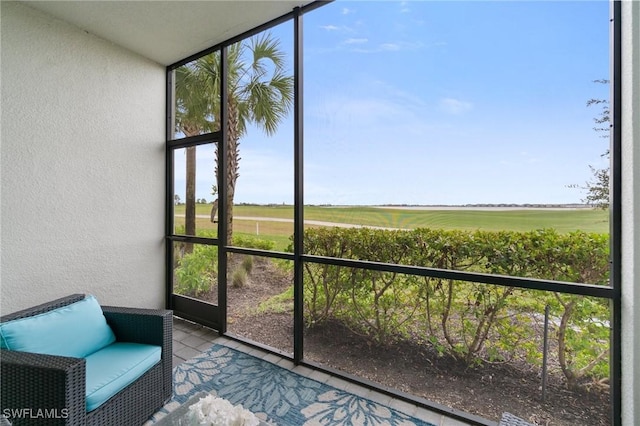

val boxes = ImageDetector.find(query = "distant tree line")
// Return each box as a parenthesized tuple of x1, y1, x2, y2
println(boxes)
(174, 194, 213, 205)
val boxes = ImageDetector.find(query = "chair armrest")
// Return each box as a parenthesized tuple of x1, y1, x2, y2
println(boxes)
(0, 349, 86, 425)
(101, 306, 173, 402)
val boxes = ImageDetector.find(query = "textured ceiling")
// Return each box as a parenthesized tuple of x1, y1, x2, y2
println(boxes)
(24, 1, 315, 66)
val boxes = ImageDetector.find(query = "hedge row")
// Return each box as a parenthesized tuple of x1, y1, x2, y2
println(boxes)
(299, 227, 610, 389)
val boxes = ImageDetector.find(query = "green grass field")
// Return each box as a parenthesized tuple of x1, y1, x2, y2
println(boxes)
(174, 204, 609, 252)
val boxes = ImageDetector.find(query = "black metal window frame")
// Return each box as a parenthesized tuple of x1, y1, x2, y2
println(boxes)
(165, 1, 622, 425)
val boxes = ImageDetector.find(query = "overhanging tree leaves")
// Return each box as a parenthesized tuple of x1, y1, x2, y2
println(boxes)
(575, 79, 610, 209)
(174, 32, 293, 246)
(582, 166, 610, 209)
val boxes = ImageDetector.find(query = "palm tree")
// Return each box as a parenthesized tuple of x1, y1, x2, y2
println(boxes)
(174, 32, 293, 246)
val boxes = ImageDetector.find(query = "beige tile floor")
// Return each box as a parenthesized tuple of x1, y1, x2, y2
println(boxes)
(171, 317, 485, 426)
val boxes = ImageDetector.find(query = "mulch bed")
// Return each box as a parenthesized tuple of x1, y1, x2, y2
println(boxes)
(201, 256, 611, 426)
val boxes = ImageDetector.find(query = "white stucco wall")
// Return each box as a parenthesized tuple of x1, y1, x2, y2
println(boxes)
(0, 2, 166, 313)
(621, 1, 640, 425)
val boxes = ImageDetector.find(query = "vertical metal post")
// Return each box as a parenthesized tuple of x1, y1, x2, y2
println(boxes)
(293, 6, 305, 364)
(609, 2, 622, 424)
(219, 47, 229, 335)
(165, 69, 176, 310)
(542, 304, 550, 402)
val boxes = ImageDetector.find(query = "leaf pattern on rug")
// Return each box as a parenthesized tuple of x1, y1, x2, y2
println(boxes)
(301, 390, 421, 426)
(210, 353, 323, 418)
(172, 346, 233, 399)
(148, 344, 437, 426)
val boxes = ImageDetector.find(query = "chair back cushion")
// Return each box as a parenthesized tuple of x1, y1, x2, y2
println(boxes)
(0, 295, 116, 358)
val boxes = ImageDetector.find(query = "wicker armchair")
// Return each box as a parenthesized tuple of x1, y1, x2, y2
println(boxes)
(0, 294, 173, 426)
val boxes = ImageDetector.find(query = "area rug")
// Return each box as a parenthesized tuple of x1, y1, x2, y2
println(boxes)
(146, 343, 437, 426)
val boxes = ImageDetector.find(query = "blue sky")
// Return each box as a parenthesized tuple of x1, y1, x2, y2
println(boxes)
(179, 0, 611, 206)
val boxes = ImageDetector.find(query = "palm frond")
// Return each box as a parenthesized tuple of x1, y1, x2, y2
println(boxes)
(251, 32, 286, 72)
(174, 51, 223, 135)
(175, 32, 293, 139)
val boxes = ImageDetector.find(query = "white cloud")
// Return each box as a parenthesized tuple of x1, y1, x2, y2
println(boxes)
(343, 38, 368, 45)
(400, 1, 410, 13)
(346, 41, 423, 54)
(318, 24, 358, 36)
(440, 98, 473, 115)
(380, 43, 401, 51)
(341, 7, 353, 15)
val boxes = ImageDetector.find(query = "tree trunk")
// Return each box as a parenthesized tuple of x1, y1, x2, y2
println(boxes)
(210, 99, 240, 245)
(179, 125, 200, 254)
(225, 99, 240, 245)
(557, 297, 577, 389)
(184, 145, 196, 254)
(210, 199, 218, 223)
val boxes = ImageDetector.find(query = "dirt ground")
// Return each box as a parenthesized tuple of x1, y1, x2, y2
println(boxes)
(201, 256, 611, 426)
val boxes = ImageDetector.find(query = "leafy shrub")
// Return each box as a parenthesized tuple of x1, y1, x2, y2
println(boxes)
(302, 226, 610, 387)
(300, 228, 351, 326)
(232, 234, 275, 251)
(173, 231, 271, 297)
(174, 245, 218, 297)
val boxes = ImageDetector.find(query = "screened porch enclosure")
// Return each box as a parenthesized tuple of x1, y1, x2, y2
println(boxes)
(166, 1, 620, 425)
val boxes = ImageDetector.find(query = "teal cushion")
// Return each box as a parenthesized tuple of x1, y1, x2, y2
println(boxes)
(85, 342, 161, 412)
(0, 295, 116, 358)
